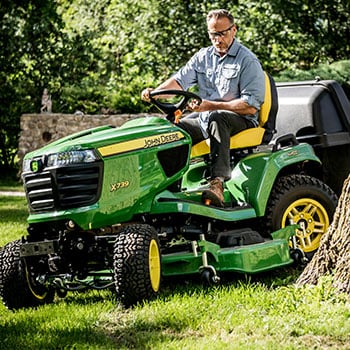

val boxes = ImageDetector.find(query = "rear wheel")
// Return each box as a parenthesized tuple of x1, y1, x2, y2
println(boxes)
(265, 175, 338, 258)
(0, 240, 54, 310)
(113, 224, 161, 307)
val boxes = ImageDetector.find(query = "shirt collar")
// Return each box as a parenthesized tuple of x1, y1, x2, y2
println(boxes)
(228, 39, 240, 56)
(213, 39, 240, 58)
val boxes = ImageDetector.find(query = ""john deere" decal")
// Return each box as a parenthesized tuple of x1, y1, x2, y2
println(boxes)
(98, 131, 185, 157)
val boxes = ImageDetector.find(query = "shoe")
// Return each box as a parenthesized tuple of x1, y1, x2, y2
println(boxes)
(202, 178, 224, 207)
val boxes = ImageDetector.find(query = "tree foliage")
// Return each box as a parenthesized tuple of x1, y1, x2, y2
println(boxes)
(0, 0, 349, 171)
(0, 0, 99, 171)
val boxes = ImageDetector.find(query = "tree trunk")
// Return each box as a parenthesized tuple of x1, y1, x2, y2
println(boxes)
(296, 175, 350, 293)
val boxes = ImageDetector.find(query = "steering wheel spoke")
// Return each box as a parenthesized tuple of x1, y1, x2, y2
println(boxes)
(149, 89, 202, 122)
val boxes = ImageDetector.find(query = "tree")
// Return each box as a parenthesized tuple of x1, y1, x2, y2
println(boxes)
(1, 0, 349, 172)
(0, 0, 64, 171)
(0, 0, 102, 172)
(233, 0, 350, 72)
(297, 175, 350, 294)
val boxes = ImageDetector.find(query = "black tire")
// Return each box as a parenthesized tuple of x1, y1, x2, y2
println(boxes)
(113, 224, 161, 307)
(0, 240, 54, 310)
(200, 268, 219, 286)
(265, 175, 338, 257)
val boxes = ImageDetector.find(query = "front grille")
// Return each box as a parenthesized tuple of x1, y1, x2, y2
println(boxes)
(56, 166, 101, 208)
(24, 172, 55, 211)
(23, 162, 103, 213)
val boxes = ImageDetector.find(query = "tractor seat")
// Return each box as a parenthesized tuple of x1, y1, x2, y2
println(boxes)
(190, 72, 278, 158)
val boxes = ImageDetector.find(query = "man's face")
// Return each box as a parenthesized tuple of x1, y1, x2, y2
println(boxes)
(207, 17, 236, 55)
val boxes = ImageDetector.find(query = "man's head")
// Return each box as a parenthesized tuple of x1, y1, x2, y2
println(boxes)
(207, 9, 236, 55)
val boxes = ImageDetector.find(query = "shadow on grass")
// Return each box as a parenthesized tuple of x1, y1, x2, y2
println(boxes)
(0, 197, 28, 224)
(0, 207, 28, 223)
(0, 317, 117, 350)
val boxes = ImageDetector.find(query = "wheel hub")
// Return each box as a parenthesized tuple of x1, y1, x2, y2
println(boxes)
(282, 198, 329, 252)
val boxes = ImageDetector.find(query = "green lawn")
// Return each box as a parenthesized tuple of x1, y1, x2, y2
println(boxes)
(0, 194, 349, 350)
(0, 196, 27, 246)
(0, 176, 24, 193)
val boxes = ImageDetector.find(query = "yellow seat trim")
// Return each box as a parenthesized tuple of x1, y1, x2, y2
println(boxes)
(190, 128, 265, 158)
(259, 72, 271, 126)
(230, 127, 265, 148)
(190, 139, 210, 157)
(190, 72, 272, 158)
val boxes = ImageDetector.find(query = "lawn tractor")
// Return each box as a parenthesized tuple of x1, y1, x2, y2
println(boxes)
(0, 73, 338, 310)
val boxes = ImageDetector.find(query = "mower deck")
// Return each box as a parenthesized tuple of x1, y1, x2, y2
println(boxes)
(162, 226, 296, 277)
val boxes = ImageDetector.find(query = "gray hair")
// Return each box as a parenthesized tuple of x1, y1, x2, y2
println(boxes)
(206, 9, 234, 24)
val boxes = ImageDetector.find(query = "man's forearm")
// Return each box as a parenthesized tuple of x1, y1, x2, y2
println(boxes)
(199, 98, 257, 115)
(156, 78, 183, 91)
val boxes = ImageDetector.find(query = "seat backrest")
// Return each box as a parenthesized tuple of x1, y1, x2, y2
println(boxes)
(260, 72, 278, 143)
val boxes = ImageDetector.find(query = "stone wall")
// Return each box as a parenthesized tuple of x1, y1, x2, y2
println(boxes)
(18, 113, 154, 165)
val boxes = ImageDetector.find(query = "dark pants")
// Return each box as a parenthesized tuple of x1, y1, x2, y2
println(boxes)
(179, 111, 255, 179)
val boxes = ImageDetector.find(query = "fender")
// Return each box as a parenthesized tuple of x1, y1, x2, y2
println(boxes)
(225, 143, 321, 216)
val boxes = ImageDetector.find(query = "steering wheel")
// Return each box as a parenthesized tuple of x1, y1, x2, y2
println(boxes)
(149, 90, 202, 123)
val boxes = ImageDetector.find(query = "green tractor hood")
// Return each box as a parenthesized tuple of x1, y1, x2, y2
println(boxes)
(22, 117, 192, 230)
(25, 117, 185, 156)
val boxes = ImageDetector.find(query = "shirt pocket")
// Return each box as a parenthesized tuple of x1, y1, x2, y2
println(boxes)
(222, 64, 240, 79)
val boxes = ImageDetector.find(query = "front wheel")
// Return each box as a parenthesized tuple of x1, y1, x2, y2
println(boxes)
(0, 240, 54, 310)
(113, 224, 161, 307)
(265, 175, 338, 258)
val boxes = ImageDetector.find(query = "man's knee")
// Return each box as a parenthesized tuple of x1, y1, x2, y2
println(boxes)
(208, 111, 235, 128)
(208, 111, 222, 124)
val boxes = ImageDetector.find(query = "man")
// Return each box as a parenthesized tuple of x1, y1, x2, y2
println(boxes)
(141, 9, 265, 206)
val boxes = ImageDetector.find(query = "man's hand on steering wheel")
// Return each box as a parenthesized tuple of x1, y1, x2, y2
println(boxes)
(141, 89, 202, 123)
(141, 87, 154, 103)
(187, 98, 202, 112)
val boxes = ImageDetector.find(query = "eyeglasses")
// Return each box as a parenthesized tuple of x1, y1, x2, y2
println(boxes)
(208, 24, 235, 38)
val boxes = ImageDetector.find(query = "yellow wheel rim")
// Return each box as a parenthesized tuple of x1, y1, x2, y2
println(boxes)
(149, 239, 161, 292)
(281, 198, 329, 253)
(25, 264, 48, 300)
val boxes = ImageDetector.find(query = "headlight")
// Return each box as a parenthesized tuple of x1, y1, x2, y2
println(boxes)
(22, 158, 32, 172)
(47, 150, 99, 167)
